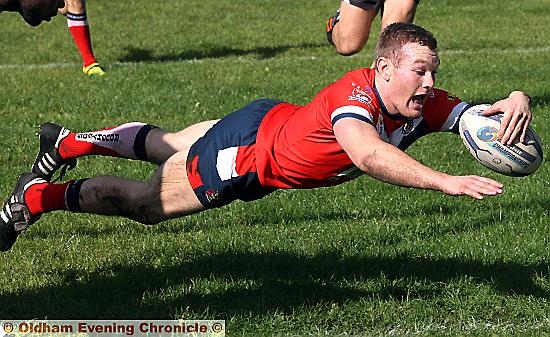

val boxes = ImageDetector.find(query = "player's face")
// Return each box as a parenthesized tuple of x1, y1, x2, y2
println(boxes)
(0, 0, 64, 26)
(387, 42, 440, 119)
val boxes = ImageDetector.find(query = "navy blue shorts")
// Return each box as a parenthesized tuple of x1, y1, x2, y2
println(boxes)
(186, 99, 283, 209)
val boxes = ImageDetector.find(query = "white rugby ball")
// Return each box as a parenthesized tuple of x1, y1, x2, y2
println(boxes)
(459, 104, 543, 177)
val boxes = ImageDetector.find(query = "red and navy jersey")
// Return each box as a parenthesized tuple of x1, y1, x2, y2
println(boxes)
(255, 67, 470, 189)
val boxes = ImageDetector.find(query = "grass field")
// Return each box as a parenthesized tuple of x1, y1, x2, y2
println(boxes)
(1, 0, 549, 335)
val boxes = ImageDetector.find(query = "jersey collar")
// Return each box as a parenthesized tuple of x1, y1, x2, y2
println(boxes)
(373, 82, 407, 121)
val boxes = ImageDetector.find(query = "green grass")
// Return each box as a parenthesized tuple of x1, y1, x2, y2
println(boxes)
(1, 0, 549, 335)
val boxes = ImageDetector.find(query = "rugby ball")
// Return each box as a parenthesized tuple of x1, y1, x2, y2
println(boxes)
(459, 104, 543, 177)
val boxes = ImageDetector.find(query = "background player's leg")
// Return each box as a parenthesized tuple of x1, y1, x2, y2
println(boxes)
(331, 1, 379, 56)
(380, 0, 418, 29)
(62, 0, 105, 75)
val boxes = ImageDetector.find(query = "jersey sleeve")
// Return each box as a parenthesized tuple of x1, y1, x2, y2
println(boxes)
(321, 70, 378, 127)
(331, 105, 374, 126)
(422, 88, 472, 134)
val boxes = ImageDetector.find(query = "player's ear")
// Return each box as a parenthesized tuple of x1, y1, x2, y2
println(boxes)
(376, 57, 392, 82)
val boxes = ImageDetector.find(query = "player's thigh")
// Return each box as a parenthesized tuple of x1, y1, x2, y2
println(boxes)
(337, 1, 379, 42)
(380, 0, 418, 28)
(146, 120, 220, 164)
(149, 149, 206, 219)
(153, 120, 219, 151)
(168, 119, 220, 149)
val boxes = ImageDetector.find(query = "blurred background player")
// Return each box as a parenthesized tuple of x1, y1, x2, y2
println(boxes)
(0, 0, 64, 26)
(1, 0, 103, 75)
(59, 0, 104, 76)
(326, 0, 419, 56)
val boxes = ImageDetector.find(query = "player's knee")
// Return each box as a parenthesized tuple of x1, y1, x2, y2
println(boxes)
(335, 41, 364, 56)
(131, 199, 166, 225)
(123, 189, 166, 225)
(336, 48, 361, 56)
(127, 205, 164, 225)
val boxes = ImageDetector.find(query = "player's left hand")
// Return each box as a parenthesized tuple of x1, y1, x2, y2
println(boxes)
(482, 91, 532, 145)
(438, 174, 503, 200)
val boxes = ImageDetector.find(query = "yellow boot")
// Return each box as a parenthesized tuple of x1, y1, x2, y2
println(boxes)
(83, 63, 106, 76)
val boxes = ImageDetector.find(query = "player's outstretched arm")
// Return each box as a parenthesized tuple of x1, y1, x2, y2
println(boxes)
(334, 118, 503, 199)
(482, 91, 532, 145)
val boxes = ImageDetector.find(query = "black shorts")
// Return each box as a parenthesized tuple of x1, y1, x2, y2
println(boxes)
(345, 0, 420, 11)
(186, 99, 282, 209)
(345, 0, 380, 10)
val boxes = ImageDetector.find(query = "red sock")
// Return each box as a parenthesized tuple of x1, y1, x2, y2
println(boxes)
(67, 12, 97, 67)
(24, 181, 72, 215)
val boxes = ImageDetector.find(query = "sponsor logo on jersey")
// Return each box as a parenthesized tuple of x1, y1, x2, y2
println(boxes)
(476, 126, 498, 142)
(348, 82, 374, 106)
(76, 133, 120, 142)
(403, 119, 415, 134)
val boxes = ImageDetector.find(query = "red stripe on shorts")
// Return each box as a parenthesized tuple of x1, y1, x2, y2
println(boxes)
(186, 155, 203, 189)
